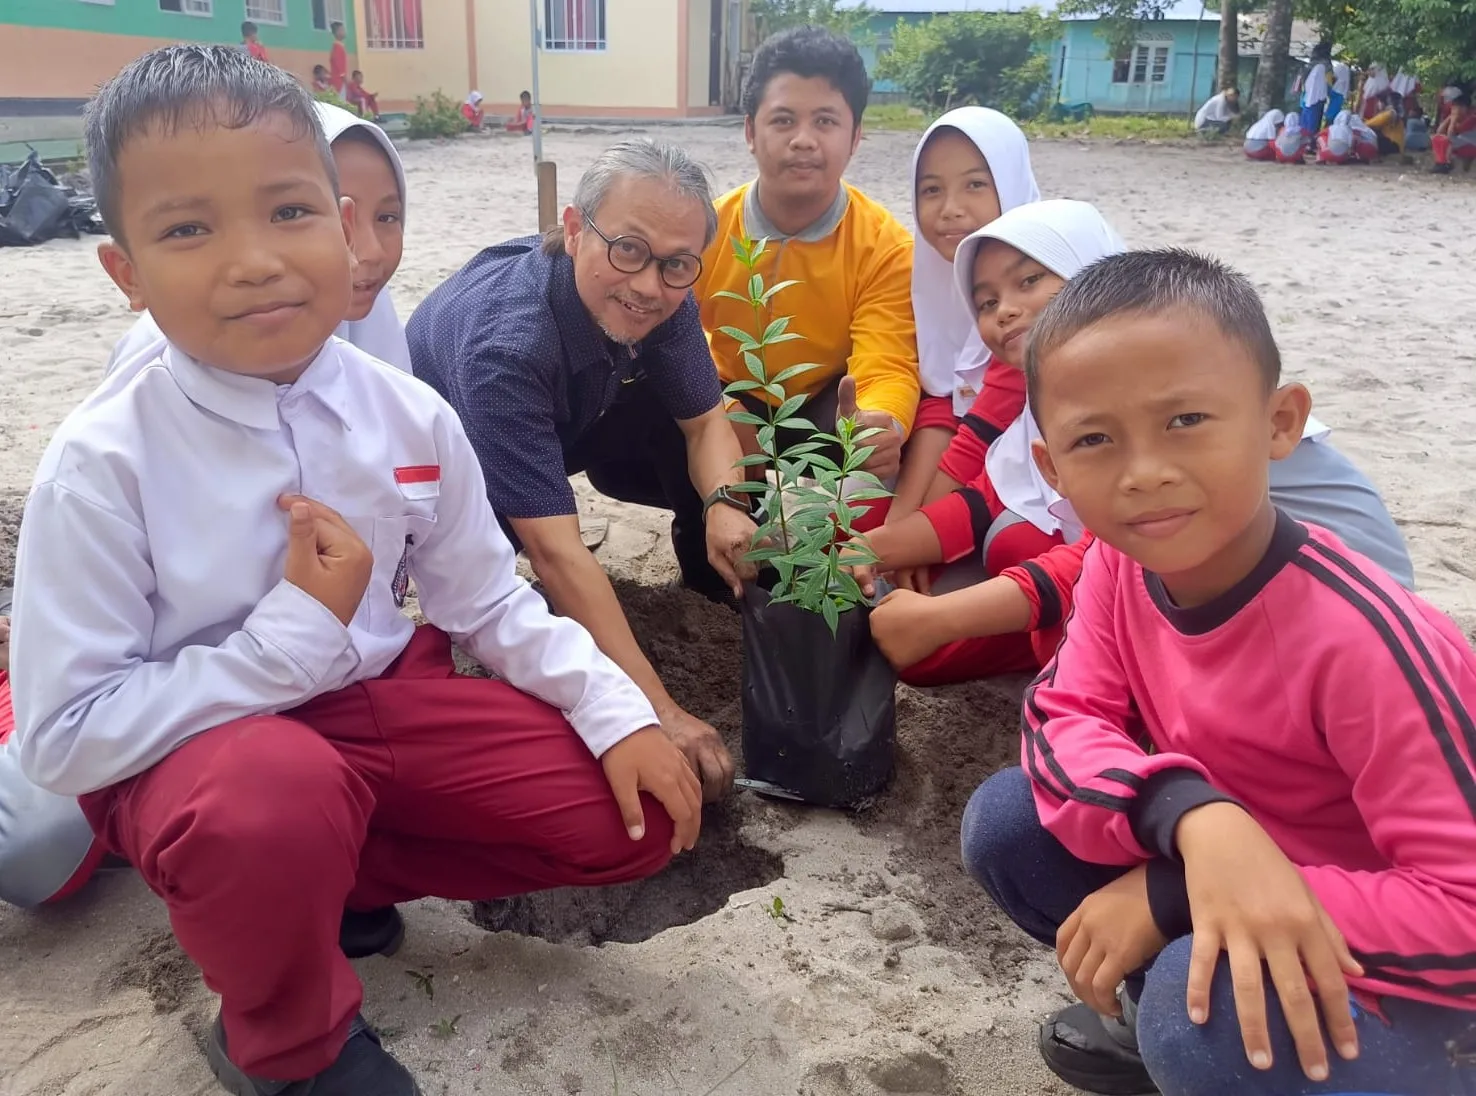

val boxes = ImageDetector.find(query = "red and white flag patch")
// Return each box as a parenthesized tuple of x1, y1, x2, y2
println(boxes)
(394, 464, 441, 500)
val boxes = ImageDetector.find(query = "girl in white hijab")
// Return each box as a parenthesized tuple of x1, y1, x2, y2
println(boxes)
(0, 104, 412, 911)
(104, 101, 412, 378)
(890, 107, 1040, 522)
(1244, 108, 1285, 161)
(1275, 109, 1308, 162)
(1318, 109, 1355, 162)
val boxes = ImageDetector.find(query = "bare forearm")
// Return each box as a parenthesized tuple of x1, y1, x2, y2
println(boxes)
(864, 513, 945, 571)
(683, 410, 747, 497)
(921, 469, 962, 507)
(530, 547, 675, 713)
(932, 576, 1034, 643)
(889, 427, 953, 521)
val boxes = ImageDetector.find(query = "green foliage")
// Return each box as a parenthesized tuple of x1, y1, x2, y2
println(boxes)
(751, 0, 874, 42)
(874, 11, 1059, 116)
(408, 91, 467, 140)
(1056, 0, 1177, 52)
(1336, 0, 1476, 82)
(719, 237, 891, 636)
(313, 87, 353, 112)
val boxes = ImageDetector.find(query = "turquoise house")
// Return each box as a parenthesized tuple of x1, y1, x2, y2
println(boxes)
(842, 0, 1222, 116)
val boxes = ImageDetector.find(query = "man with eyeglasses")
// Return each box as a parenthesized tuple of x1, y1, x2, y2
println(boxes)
(407, 138, 752, 801)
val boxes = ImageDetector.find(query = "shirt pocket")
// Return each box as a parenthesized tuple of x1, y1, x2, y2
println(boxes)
(369, 513, 437, 629)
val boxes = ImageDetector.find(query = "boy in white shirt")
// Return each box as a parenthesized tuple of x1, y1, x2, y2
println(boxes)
(8, 44, 701, 1096)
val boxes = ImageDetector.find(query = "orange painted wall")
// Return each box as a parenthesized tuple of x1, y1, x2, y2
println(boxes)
(0, 25, 351, 101)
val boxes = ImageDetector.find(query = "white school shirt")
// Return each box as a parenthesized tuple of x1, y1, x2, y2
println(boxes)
(1195, 92, 1236, 127)
(10, 339, 656, 796)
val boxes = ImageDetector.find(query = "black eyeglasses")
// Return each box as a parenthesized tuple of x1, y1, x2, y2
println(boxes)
(580, 208, 703, 290)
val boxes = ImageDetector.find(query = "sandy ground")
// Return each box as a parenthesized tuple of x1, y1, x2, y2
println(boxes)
(1, 125, 1474, 1096)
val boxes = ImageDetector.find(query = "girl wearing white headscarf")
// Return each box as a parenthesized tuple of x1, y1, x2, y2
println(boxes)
(104, 102, 412, 379)
(1318, 109, 1355, 163)
(1244, 108, 1284, 160)
(888, 107, 1040, 524)
(0, 103, 412, 911)
(1350, 111, 1381, 161)
(1275, 109, 1309, 162)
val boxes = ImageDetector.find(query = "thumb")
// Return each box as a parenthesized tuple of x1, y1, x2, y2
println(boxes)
(285, 502, 317, 563)
(836, 374, 858, 424)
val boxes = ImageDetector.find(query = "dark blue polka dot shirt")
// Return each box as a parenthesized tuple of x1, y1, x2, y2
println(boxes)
(408, 235, 722, 520)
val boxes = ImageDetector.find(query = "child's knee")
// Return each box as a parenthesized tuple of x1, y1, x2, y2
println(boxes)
(960, 767, 1038, 887)
(570, 791, 675, 884)
(1136, 936, 1246, 1094)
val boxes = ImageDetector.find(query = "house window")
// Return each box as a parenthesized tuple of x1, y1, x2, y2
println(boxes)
(1113, 42, 1170, 84)
(159, 0, 213, 15)
(366, 0, 423, 48)
(544, 0, 606, 52)
(312, 0, 348, 31)
(245, 0, 286, 24)
(78, 0, 116, 6)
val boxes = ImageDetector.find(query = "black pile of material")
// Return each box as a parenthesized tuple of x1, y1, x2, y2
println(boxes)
(0, 151, 105, 247)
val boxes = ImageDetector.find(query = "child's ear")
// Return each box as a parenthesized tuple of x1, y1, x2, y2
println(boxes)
(744, 114, 756, 156)
(98, 240, 147, 312)
(1031, 437, 1063, 492)
(1268, 382, 1311, 461)
(338, 195, 357, 255)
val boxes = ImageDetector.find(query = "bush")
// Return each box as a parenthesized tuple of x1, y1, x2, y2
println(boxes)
(313, 87, 353, 112)
(875, 10, 1059, 118)
(408, 91, 467, 140)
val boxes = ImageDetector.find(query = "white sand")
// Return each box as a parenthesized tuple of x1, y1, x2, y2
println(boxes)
(1, 128, 1473, 1096)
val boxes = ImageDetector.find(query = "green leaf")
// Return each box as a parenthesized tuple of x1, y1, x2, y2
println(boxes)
(820, 595, 840, 637)
(734, 452, 773, 468)
(757, 425, 776, 454)
(775, 416, 819, 432)
(760, 279, 803, 303)
(803, 453, 842, 475)
(743, 350, 767, 383)
(769, 362, 826, 386)
(724, 480, 769, 494)
(762, 316, 792, 342)
(726, 410, 767, 427)
(843, 470, 887, 491)
(774, 394, 807, 422)
(762, 331, 806, 346)
(832, 570, 866, 606)
(722, 379, 765, 394)
(748, 273, 763, 302)
(712, 289, 751, 304)
(749, 237, 769, 263)
(762, 383, 788, 402)
(844, 488, 892, 503)
(729, 235, 751, 265)
(717, 325, 760, 351)
(782, 441, 828, 457)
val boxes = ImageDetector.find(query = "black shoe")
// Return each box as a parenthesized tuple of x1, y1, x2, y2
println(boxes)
(207, 1011, 421, 1095)
(338, 906, 405, 959)
(1431, 162, 1454, 174)
(1038, 1002, 1159, 1095)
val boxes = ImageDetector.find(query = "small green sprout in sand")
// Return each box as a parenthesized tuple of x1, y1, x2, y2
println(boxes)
(430, 1014, 461, 1039)
(405, 968, 435, 1000)
(768, 895, 795, 924)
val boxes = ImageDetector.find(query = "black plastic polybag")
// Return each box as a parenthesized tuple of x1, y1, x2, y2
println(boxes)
(0, 150, 100, 246)
(739, 575, 896, 808)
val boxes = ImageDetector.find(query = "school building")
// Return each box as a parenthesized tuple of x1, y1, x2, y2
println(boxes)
(354, 0, 749, 118)
(1, 0, 355, 107)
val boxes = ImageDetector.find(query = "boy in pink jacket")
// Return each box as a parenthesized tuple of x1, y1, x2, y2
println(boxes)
(964, 248, 1476, 1096)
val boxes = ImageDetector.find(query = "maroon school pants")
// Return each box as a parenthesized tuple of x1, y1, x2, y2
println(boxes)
(78, 626, 673, 1081)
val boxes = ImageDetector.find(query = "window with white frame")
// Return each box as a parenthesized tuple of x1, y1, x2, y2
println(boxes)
(365, 0, 423, 49)
(544, 0, 606, 52)
(312, 0, 348, 31)
(159, 0, 213, 15)
(1112, 40, 1170, 84)
(245, 0, 286, 25)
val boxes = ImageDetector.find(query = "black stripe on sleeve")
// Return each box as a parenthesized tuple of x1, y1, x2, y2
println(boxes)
(1291, 553, 1476, 823)
(1352, 947, 1476, 972)
(1346, 962, 1476, 999)
(1020, 560, 1064, 629)
(959, 487, 994, 552)
(960, 413, 1003, 447)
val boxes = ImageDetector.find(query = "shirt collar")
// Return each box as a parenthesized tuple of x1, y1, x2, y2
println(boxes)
(743, 181, 851, 243)
(164, 339, 355, 431)
(547, 249, 632, 374)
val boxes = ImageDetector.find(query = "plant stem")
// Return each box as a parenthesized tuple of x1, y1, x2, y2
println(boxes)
(751, 288, 791, 565)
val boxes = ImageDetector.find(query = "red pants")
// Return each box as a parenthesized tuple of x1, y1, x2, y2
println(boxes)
(1433, 133, 1476, 165)
(1244, 144, 1277, 162)
(900, 516, 1062, 687)
(77, 626, 673, 1081)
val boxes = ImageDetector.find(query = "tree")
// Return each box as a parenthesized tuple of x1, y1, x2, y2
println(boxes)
(875, 11, 1060, 116)
(1337, 0, 1476, 82)
(751, 0, 874, 42)
(1056, 0, 1176, 53)
(1217, 0, 1238, 91)
(1249, 0, 1294, 113)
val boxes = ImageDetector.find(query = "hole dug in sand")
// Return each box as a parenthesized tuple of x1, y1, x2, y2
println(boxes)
(469, 803, 783, 946)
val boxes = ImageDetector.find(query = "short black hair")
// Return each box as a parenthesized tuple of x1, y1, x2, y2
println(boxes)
(1025, 248, 1281, 412)
(314, 64, 329, 76)
(1456, 93, 1473, 108)
(330, 20, 345, 32)
(352, 69, 363, 78)
(84, 44, 335, 243)
(520, 89, 532, 98)
(740, 25, 870, 129)
(241, 20, 257, 36)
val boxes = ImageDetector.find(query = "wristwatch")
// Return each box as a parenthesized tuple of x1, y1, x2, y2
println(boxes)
(702, 484, 751, 519)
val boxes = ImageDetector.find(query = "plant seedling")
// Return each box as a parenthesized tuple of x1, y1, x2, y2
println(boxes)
(405, 968, 435, 1000)
(717, 236, 892, 635)
(430, 1014, 461, 1038)
(768, 895, 795, 924)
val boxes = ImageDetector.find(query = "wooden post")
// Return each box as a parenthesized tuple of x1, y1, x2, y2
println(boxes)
(536, 159, 558, 233)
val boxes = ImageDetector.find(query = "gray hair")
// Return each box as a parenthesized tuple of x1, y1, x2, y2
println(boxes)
(543, 137, 717, 254)
(85, 44, 334, 244)
(1025, 248, 1282, 412)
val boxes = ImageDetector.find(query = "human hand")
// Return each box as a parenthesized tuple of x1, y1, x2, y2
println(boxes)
(1177, 802, 1363, 1082)
(601, 725, 703, 854)
(657, 704, 735, 803)
(1057, 865, 1168, 1017)
(704, 501, 758, 597)
(869, 588, 946, 671)
(891, 565, 932, 594)
(278, 495, 374, 626)
(835, 376, 902, 481)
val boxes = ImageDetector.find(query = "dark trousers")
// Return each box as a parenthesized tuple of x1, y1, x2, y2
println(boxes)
(497, 379, 727, 600)
(963, 767, 1476, 1096)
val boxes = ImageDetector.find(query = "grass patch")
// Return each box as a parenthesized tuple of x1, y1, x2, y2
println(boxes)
(864, 103, 1204, 142)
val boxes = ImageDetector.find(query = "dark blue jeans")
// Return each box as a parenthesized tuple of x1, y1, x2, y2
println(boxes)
(962, 767, 1476, 1096)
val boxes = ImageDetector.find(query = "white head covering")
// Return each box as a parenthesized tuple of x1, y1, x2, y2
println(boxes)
(1350, 112, 1378, 143)
(104, 102, 412, 377)
(1246, 109, 1285, 140)
(909, 107, 1040, 416)
(1390, 69, 1417, 97)
(949, 201, 1126, 543)
(1442, 85, 1463, 103)
(1281, 111, 1305, 139)
(1332, 61, 1351, 95)
(1328, 109, 1354, 146)
(1363, 65, 1391, 102)
(466, 90, 484, 107)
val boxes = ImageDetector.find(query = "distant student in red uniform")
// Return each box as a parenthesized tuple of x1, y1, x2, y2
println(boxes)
(506, 89, 536, 133)
(963, 248, 1476, 1096)
(1431, 92, 1476, 174)
(241, 21, 268, 63)
(311, 64, 333, 93)
(10, 45, 701, 1096)
(328, 20, 349, 94)
(461, 89, 485, 130)
(345, 70, 380, 118)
